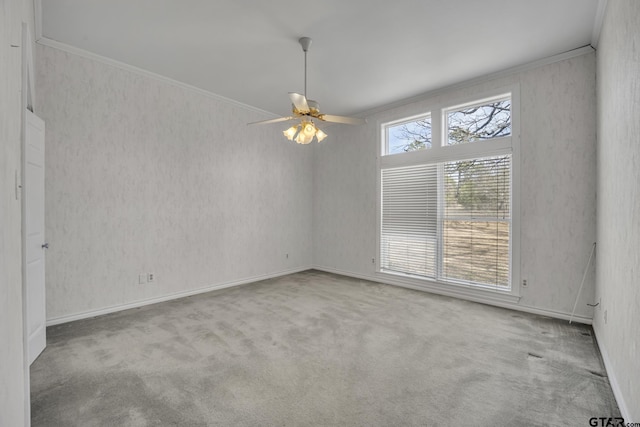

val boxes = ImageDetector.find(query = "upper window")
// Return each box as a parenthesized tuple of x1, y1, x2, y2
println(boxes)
(385, 114, 432, 155)
(445, 97, 511, 146)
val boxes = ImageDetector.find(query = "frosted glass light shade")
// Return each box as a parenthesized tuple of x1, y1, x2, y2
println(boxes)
(303, 122, 316, 136)
(283, 126, 298, 141)
(295, 131, 313, 144)
(315, 129, 327, 142)
(285, 120, 327, 144)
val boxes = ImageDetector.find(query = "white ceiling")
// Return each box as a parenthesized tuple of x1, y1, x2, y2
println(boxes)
(40, 0, 601, 117)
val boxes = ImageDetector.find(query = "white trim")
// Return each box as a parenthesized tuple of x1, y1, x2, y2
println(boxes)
(382, 112, 432, 155)
(313, 265, 593, 325)
(377, 84, 521, 298)
(45, 263, 595, 331)
(21, 22, 34, 427)
(34, 0, 42, 41)
(591, 0, 609, 48)
(36, 37, 278, 118)
(443, 93, 512, 118)
(593, 329, 632, 421)
(380, 137, 512, 168)
(46, 266, 311, 326)
(360, 46, 594, 118)
(23, 23, 35, 111)
(379, 269, 518, 301)
(510, 84, 522, 298)
(382, 112, 433, 129)
(375, 130, 382, 273)
(511, 303, 591, 325)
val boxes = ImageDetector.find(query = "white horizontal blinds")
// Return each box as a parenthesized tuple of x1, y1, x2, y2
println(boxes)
(381, 164, 437, 278)
(442, 155, 511, 287)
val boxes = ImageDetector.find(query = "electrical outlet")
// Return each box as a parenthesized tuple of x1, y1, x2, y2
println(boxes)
(138, 274, 146, 284)
(522, 279, 528, 287)
(147, 273, 156, 283)
(604, 309, 608, 324)
(372, 258, 375, 264)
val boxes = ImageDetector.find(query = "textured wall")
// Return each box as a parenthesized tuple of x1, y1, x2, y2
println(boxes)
(36, 45, 313, 321)
(314, 52, 597, 319)
(595, 0, 640, 420)
(519, 53, 597, 316)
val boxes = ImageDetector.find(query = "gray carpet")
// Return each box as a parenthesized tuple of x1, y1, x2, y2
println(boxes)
(31, 270, 620, 426)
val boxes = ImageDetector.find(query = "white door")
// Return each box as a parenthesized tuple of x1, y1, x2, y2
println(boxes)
(24, 110, 46, 365)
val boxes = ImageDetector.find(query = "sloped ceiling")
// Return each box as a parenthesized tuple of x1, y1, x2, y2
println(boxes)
(40, 0, 601, 117)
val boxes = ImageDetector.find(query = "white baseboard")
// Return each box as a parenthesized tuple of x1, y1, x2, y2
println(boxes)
(508, 303, 593, 325)
(47, 264, 593, 326)
(593, 328, 632, 421)
(313, 265, 593, 325)
(46, 266, 312, 326)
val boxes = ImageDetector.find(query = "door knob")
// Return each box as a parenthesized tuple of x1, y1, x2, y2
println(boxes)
(42, 243, 49, 249)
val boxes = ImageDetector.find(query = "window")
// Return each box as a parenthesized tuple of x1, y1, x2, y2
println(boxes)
(385, 114, 432, 154)
(445, 97, 511, 145)
(441, 155, 511, 287)
(379, 92, 517, 292)
(381, 164, 437, 277)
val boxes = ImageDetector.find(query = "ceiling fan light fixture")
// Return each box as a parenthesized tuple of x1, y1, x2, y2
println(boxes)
(283, 125, 298, 141)
(303, 121, 316, 136)
(291, 120, 326, 144)
(295, 130, 313, 145)
(315, 128, 328, 142)
(248, 36, 364, 141)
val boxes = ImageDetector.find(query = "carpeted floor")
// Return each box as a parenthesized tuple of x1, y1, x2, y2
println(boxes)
(31, 270, 620, 426)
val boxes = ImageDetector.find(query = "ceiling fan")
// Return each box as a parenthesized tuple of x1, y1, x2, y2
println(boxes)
(248, 37, 366, 144)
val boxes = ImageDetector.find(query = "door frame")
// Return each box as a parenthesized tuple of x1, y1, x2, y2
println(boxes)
(21, 21, 37, 427)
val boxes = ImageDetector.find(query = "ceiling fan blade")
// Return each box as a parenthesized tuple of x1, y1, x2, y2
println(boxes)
(248, 116, 295, 126)
(289, 92, 310, 114)
(319, 114, 366, 125)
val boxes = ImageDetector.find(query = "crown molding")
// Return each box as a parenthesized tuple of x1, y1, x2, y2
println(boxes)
(22, 23, 36, 110)
(36, 37, 278, 118)
(591, 0, 608, 48)
(358, 45, 594, 118)
(33, 0, 42, 41)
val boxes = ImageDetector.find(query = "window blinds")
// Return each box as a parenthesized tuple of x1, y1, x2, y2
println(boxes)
(381, 155, 511, 288)
(442, 155, 511, 287)
(381, 164, 438, 278)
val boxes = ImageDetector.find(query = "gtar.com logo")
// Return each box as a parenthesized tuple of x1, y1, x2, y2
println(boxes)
(588, 418, 625, 427)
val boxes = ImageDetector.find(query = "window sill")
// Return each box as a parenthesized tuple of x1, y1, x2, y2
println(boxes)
(375, 270, 521, 305)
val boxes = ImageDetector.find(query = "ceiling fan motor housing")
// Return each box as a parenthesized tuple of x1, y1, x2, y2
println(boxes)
(299, 37, 312, 52)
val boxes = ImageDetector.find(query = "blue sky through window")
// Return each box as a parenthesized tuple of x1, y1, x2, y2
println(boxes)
(387, 116, 431, 154)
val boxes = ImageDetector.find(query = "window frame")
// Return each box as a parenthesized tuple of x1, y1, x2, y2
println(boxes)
(443, 94, 513, 146)
(376, 85, 521, 299)
(383, 112, 433, 155)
